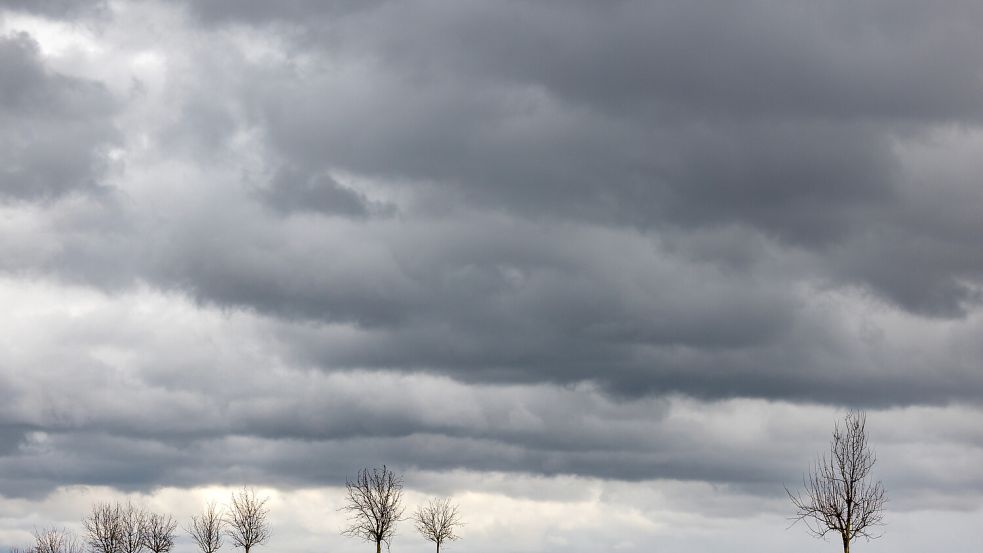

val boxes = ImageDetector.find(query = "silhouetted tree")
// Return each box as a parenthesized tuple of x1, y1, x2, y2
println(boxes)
(142, 512, 177, 553)
(413, 498, 462, 553)
(225, 489, 271, 553)
(33, 528, 84, 553)
(341, 465, 405, 553)
(83, 502, 124, 553)
(186, 502, 224, 553)
(787, 411, 887, 553)
(119, 502, 147, 553)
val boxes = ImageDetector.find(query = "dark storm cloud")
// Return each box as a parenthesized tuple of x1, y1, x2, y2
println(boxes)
(0, 0, 106, 18)
(0, 362, 893, 498)
(0, 32, 119, 202)
(186, 0, 384, 25)
(140, 204, 888, 403)
(190, 0, 983, 316)
(4, 0, 983, 406)
(3, 360, 980, 505)
(0, 289, 824, 495)
(2, 279, 982, 507)
(5, 0, 983, 507)
(0, 424, 30, 455)
(258, 165, 380, 217)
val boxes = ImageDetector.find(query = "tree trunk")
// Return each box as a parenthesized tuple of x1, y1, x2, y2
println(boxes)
(376, 540, 381, 553)
(842, 534, 850, 553)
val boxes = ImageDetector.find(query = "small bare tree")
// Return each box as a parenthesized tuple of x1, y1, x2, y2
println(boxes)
(33, 528, 84, 553)
(83, 502, 124, 553)
(787, 411, 887, 553)
(186, 502, 225, 553)
(413, 498, 462, 553)
(141, 512, 177, 553)
(341, 465, 406, 553)
(119, 502, 147, 553)
(225, 489, 271, 553)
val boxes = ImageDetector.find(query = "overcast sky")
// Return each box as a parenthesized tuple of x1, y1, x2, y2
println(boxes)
(2, 1, 983, 552)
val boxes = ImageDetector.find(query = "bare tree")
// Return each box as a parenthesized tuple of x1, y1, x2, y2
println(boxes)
(141, 513, 177, 553)
(413, 498, 462, 553)
(83, 502, 124, 553)
(119, 502, 147, 553)
(33, 528, 84, 553)
(787, 411, 887, 553)
(341, 465, 406, 553)
(225, 489, 271, 553)
(186, 502, 225, 553)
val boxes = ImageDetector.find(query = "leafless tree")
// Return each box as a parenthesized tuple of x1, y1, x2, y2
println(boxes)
(141, 513, 177, 553)
(787, 411, 887, 553)
(83, 502, 124, 553)
(186, 502, 225, 553)
(413, 498, 462, 553)
(33, 528, 84, 553)
(341, 465, 406, 553)
(119, 502, 147, 553)
(225, 488, 271, 553)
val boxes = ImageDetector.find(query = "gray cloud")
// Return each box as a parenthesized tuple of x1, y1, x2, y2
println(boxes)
(3, 0, 982, 404)
(186, 0, 384, 25)
(191, 0, 983, 316)
(0, 0, 106, 18)
(258, 165, 382, 217)
(1, 277, 981, 506)
(3, 6, 983, 543)
(4, 333, 980, 506)
(0, 32, 119, 203)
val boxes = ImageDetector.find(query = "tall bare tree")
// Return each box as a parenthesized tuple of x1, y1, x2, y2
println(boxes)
(119, 502, 147, 553)
(141, 512, 177, 553)
(787, 411, 887, 553)
(225, 489, 271, 553)
(186, 502, 224, 553)
(33, 528, 84, 553)
(83, 502, 124, 553)
(341, 465, 406, 553)
(413, 498, 462, 553)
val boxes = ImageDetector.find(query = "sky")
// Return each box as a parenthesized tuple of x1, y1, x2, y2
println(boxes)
(1, 1, 983, 552)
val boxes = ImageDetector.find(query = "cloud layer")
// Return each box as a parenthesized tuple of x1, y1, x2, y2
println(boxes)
(2, 2, 983, 552)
